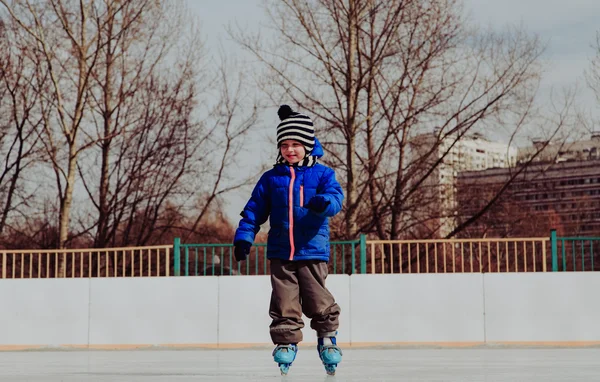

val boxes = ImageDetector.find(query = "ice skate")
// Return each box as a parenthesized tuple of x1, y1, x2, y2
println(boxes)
(272, 344, 298, 375)
(317, 334, 343, 375)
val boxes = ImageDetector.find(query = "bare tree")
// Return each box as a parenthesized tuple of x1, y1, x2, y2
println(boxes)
(85, 0, 161, 247)
(69, 0, 201, 248)
(84, 65, 199, 247)
(228, 0, 367, 239)
(0, 15, 42, 239)
(74, 2, 261, 247)
(1, 1, 263, 260)
(0, 1, 103, 277)
(229, 0, 569, 240)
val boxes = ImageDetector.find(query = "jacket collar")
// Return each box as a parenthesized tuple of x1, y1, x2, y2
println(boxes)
(274, 163, 311, 175)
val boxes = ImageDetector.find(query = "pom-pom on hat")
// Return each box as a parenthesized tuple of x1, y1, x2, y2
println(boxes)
(276, 105, 315, 152)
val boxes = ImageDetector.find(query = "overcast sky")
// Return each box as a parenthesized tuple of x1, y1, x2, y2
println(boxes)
(189, 0, 600, 100)
(184, 0, 600, 223)
(464, 0, 599, 101)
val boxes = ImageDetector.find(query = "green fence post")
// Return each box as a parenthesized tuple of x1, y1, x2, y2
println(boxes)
(360, 234, 367, 274)
(550, 229, 557, 272)
(185, 246, 190, 276)
(351, 242, 356, 275)
(174, 237, 181, 276)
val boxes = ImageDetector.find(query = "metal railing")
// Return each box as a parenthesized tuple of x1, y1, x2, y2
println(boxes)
(2, 229, 598, 278)
(173, 238, 363, 276)
(551, 230, 600, 271)
(0, 245, 171, 278)
(173, 236, 552, 275)
(366, 238, 550, 274)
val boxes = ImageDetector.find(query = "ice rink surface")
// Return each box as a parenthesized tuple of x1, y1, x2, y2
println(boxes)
(1, 347, 599, 381)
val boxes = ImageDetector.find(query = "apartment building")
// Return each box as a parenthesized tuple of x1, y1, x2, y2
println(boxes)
(517, 133, 600, 164)
(410, 131, 518, 237)
(457, 157, 600, 237)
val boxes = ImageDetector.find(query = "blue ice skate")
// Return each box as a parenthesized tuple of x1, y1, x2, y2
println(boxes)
(318, 334, 343, 375)
(272, 344, 298, 375)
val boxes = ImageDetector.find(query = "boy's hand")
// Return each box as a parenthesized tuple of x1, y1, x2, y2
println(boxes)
(234, 240, 251, 262)
(305, 195, 330, 214)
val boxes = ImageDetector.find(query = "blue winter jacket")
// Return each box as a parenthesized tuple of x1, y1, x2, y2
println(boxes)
(234, 139, 344, 262)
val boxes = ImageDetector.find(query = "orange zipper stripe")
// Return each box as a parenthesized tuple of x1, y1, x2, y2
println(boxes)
(300, 185, 304, 207)
(288, 167, 296, 260)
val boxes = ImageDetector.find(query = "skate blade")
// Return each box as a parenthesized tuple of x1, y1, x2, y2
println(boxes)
(279, 364, 290, 375)
(324, 364, 336, 375)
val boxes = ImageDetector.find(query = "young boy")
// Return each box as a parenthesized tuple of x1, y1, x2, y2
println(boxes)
(233, 105, 344, 375)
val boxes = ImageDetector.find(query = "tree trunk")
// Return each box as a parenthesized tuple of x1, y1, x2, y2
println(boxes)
(96, 3, 115, 248)
(57, 144, 77, 276)
(344, 0, 358, 240)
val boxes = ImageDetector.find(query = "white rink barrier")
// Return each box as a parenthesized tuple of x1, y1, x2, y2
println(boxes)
(0, 273, 599, 349)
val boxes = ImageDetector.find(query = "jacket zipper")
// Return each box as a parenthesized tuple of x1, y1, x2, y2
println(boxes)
(300, 182, 304, 207)
(288, 167, 296, 260)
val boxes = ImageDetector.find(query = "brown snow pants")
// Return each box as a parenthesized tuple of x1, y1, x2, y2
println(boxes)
(268, 258, 341, 345)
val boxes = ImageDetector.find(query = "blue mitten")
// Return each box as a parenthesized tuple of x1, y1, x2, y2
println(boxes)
(234, 240, 251, 262)
(305, 195, 330, 214)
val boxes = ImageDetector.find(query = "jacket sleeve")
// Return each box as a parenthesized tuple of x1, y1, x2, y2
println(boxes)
(316, 167, 344, 217)
(234, 173, 270, 244)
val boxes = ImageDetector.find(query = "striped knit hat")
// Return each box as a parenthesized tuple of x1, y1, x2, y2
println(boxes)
(276, 105, 315, 152)
(276, 105, 318, 167)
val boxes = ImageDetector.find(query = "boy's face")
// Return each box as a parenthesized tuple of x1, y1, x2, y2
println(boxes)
(280, 140, 306, 164)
